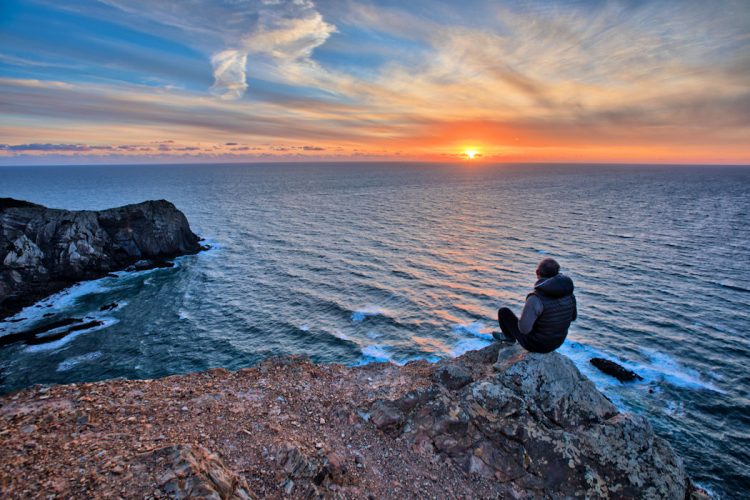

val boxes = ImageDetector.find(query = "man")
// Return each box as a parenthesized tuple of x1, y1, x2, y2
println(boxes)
(494, 258, 577, 353)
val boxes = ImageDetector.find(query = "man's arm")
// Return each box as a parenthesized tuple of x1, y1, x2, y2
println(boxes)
(518, 295, 543, 335)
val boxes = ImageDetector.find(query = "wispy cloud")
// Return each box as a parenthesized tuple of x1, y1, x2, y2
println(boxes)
(210, 50, 249, 100)
(1, 0, 748, 163)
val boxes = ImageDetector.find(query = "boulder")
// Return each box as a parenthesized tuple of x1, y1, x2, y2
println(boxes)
(371, 344, 690, 498)
(146, 444, 254, 499)
(433, 364, 473, 390)
(0, 199, 202, 319)
(591, 357, 644, 382)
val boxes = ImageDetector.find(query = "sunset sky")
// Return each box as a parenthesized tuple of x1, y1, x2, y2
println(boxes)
(1, 0, 749, 165)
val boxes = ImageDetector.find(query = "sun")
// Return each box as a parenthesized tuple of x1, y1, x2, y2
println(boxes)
(464, 149, 479, 160)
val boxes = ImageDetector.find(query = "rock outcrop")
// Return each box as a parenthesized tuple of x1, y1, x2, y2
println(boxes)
(372, 344, 689, 498)
(0, 198, 202, 319)
(0, 343, 705, 498)
(590, 357, 644, 382)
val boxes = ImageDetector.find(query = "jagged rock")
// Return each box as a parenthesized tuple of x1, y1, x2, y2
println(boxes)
(99, 302, 118, 312)
(146, 444, 254, 499)
(0, 342, 705, 498)
(434, 364, 473, 390)
(371, 345, 689, 498)
(128, 259, 174, 272)
(273, 443, 354, 496)
(591, 357, 644, 382)
(0, 317, 82, 347)
(0, 199, 202, 319)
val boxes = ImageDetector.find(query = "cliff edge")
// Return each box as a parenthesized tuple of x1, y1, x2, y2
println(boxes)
(0, 343, 706, 499)
(0, 199, 202, 319)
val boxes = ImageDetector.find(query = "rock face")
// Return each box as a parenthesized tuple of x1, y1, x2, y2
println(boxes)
(142, 444, 255, 499)
(0, 198, 202, 319)
(372, 344, 690, 498)
(0, 342, 703, 498)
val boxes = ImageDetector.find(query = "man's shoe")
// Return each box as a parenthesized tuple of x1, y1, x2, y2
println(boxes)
(492, 331, 516, 343)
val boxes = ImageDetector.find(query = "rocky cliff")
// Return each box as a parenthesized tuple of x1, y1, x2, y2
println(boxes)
(0, 198, 203, 319)
(0, 343, 706, 499)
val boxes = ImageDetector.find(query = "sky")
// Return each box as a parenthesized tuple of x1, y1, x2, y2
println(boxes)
(0, 0, 749, 165)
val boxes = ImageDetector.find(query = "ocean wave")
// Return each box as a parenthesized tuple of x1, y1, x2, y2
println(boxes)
(56, 351, 103, 372)
(717, 281, 750, 293)
(559, 341, 725, 396)
(451, 321, 493, 340)
(354, 344, 441, 367)
(450, 337, 492, 357)
(639, 350, 725, 393)
(24, 318, 117, 353)
(359, 344, 392, 363)
(352, 307, 386, 323)
(0, 278, 113, 333)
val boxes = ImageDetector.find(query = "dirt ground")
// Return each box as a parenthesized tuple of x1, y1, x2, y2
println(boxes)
(0, 350, 509, 498)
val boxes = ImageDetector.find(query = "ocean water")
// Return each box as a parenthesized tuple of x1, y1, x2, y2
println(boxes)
(0, 162, 748, 496)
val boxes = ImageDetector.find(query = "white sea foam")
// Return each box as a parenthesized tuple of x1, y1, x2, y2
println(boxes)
(56, 351, 103, 372)
(559, 341, 725, 397)
(359, 344, 392, 363)
(0, 278, 112, 334)
(664, 400, 686, 418)
(329, 329, 350, 341)
(638, 350, 725, 393)
(351, 307, 384, 322)
(300, 324, 310, 332)
(356, 344, 440, 366)
(24, 318, 117, 353)
(451, 321, 493, 340)
(450, 337, 492, 357)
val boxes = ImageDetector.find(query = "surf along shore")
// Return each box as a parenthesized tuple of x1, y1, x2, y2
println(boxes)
(0, 200, 707, 498)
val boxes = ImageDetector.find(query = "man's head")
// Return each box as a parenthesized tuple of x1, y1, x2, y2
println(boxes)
(536, 258, 560, 279)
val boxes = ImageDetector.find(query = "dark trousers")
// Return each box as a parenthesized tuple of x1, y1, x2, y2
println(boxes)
(496, 307, 531, 350)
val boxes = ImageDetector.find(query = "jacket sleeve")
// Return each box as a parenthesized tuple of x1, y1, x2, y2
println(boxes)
(518, 295, 543, 335)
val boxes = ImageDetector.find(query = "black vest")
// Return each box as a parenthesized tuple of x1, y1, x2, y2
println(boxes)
(526, 275, 576, 353)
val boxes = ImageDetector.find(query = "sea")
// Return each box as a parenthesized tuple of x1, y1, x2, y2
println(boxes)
(0, 162, 748, 496)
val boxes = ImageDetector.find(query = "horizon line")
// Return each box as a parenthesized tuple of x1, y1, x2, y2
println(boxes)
(1, 160, 749, 168)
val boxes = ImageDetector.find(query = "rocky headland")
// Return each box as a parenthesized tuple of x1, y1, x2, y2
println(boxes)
(0, 343, 707, 499)
(0, 199, 706, 498)
(0, 198, 203, 320)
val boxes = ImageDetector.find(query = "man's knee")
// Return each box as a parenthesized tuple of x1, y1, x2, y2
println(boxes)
(498, 307, 513, 321)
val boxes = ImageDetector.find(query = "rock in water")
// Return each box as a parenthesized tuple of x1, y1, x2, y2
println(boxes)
(0, 198, 202, 319)
(590, 357, 644, 382)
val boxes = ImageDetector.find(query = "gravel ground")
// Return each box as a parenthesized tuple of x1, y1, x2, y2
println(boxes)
(0, 350, 508, 498)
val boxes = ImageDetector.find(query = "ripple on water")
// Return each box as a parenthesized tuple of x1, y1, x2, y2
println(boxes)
(1, 163, 748, 496)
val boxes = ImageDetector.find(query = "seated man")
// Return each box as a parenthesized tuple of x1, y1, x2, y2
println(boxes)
(494, 258, 577, 353)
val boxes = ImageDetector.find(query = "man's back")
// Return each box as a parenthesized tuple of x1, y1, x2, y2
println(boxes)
(496, 258, 577, 354)
(520, 274, 577, 353)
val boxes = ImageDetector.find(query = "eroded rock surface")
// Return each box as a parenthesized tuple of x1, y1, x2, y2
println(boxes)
(0, 344, 703, 498)
(139, 444, 255, 499)
(372, 345, 691, 498)
(0, 198, 202, 319)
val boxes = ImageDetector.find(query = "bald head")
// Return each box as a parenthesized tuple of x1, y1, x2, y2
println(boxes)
(536, 258, 560, 279)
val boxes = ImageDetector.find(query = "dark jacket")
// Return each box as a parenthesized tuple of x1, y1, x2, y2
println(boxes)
(518, 274, 577, 353)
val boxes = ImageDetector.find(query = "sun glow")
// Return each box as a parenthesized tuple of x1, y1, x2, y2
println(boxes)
(464, 149, 479, 160)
